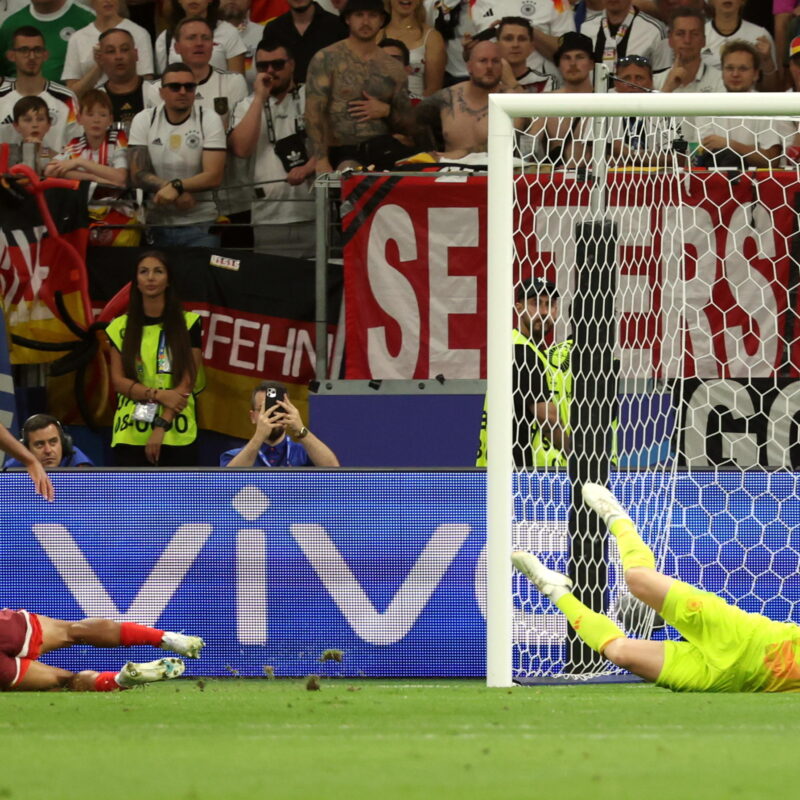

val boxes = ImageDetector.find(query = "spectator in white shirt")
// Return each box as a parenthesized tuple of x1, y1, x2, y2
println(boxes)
(470, 0, 574, 69)
(694, 40, 781, 170)
(155, 0, 247, 74)
(654, 7, 726, 93)
(579, 0, 671, 73)
(229, 38, 317, 258)
(703, 0, 779, 91)
(496, 15, 554, 93)
(128, 61, 227, 247)
(62, 0, 155, 97)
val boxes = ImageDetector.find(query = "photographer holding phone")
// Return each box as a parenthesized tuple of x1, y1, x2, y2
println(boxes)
(220, 380, 340, 467)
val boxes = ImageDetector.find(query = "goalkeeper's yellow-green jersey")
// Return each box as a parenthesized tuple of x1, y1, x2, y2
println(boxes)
(656, 580, 800, 693)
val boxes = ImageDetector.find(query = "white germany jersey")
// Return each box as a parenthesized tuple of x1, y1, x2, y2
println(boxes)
(145, 68, 249, 215)
(580, 9, 670, 71)
(0, 80, 81, 151)
(471, 0, 574, 36)
(652, 61, 726, 93)
(128, 102, 226, 226)
(702, 20, 776, 72)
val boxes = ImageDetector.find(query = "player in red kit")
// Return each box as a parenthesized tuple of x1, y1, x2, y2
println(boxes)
(0, 609, 204, 691)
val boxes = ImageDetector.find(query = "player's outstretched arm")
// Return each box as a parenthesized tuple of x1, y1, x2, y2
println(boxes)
(0, 424, 54, 501)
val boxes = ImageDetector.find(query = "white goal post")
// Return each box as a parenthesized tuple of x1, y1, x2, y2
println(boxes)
(485, 90, 800, 688)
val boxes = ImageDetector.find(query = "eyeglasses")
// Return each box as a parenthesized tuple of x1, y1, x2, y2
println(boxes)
(163, 81, 197, 92)
(616, 54, 651, 69)
(13, 46, 46, 56)
(256, 58, 288, 72)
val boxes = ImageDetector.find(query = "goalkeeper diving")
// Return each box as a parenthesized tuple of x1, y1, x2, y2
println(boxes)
(513, 483, 800, 692)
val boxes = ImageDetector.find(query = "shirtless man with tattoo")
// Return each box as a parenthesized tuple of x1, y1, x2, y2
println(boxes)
(416, 40, 514, 159)
(304, 0, 414, 172)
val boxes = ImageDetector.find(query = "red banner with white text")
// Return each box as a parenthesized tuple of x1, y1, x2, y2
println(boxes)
(343, 172, 800, 380)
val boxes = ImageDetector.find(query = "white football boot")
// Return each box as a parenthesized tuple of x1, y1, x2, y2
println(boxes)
(511, 551, 572, 599)
(159, 631, 205, 659)
(581, 482, 630, 527)
(117, 657, 185, 687)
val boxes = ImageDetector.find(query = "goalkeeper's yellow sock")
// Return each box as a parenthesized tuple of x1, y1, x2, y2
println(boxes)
(555, 593, 625, 655)
(609, 517, 656, 571)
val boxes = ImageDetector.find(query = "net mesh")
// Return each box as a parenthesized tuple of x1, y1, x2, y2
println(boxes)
(508, 106, 800, 680)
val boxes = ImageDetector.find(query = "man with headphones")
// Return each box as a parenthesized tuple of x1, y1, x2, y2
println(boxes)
(4, 414, 93, 469)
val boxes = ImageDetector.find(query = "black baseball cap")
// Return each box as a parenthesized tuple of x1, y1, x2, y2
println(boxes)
(341, 0, 388, 22)
(516, 277, 559, 303)
(553, 32, 595, 65)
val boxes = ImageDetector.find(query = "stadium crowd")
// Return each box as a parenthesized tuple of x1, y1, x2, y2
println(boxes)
(0, 0, 795, 466)
(0, 0, 793, 240)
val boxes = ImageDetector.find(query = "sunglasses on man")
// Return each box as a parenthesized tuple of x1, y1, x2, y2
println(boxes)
(163, 81, 198, 92)
(256, 59, 288, 72)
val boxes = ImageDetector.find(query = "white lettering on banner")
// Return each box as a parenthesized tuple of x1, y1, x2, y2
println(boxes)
(654, 205, 719, 378)
(195, 309, 314, 378)
(723, 203, 778, 377)
(231, 317, 260, 369)
(683, 380, 758, 467)
(428, 207, 480, 377)
(291, 523, 472, 645)
(31, 523, 213, 623)
(202, 311, 233, 358)
(366, 204, 421, 376)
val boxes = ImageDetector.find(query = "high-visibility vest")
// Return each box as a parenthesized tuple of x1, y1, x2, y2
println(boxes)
(476, 331, 571, 467)
(107, 312, 203, 447)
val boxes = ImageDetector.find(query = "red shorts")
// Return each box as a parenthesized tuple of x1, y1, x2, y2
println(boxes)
(0, 609, 43, 689)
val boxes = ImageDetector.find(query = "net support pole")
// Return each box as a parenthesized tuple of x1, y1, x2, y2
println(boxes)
(567, 219, 618, 671)
(485, 96, 515, 687)
(567, 76, 616, 671)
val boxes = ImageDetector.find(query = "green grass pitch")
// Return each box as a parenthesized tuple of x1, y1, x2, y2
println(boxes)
(2, 678, 798, 799)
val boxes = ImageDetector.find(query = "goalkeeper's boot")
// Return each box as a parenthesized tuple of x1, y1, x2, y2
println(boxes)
(511, 551, 572, 599)
(582, 483, 630, 527)
(159, 631, 205, 659)
(117, 657, 185, 687)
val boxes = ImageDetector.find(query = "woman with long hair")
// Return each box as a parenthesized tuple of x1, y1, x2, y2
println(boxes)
(106, 251, 204, 466)
(381, 0, 445, 98)
(155, 0, 247, 74)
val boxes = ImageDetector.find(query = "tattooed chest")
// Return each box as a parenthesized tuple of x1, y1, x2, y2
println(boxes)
(331, 61, 396, 103)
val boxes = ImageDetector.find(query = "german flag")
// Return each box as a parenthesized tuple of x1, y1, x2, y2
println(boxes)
(0, 177, 91, 365)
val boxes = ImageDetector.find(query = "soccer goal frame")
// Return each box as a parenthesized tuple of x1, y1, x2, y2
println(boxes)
(485, 89, 800, 688)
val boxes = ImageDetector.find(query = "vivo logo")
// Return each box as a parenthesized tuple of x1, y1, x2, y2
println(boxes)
(31, 485, 474, 647)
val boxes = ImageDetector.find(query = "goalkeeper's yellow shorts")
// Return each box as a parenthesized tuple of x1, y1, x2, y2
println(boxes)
(654, 580, 793, 693)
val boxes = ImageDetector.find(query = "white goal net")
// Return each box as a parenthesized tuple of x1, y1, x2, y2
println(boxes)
(485, 89, 800, 686)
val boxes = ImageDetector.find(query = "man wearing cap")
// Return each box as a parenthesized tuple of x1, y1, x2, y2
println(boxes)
(476, 277, 570, 469)
(523, 32, 595, 168)
(220, 381, 340, 467)
(578, 0, 670, 74)
(653, 8, 725, 93)
(304, 0, 414, 173)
